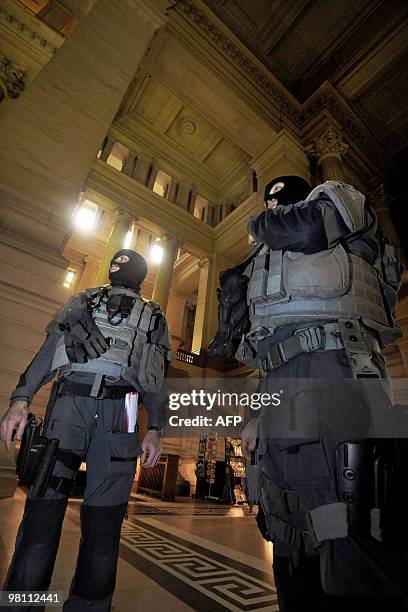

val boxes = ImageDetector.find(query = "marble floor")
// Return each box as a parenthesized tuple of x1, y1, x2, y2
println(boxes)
(0, 488, 278, 611)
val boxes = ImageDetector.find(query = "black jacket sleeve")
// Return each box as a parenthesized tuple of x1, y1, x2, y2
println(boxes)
(10, 332, 60, 406)
(140, 312, 171, 428)
(9, 294, 82, 407)
(248, 195, 350, 254)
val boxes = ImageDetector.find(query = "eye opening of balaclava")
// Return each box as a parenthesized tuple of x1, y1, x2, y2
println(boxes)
(108, 249, 148, 291)
(264, 175, 311, 208)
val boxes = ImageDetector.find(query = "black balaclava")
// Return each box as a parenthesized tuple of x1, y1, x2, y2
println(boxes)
(264, 175, 311, 208)
(108, 249, 148, 291)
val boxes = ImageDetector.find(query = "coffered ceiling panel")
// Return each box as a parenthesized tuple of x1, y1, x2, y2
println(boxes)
(125, 75, 250, 192)
(133, 78, 174, 126)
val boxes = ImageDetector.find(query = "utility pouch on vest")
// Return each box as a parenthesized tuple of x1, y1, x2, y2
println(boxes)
(138, 343, 166, 393)
(247, 253, 268, 304)
(123, 300, 169, 393)
(283, 244, 350, 299)
(248, 251, 286, 304)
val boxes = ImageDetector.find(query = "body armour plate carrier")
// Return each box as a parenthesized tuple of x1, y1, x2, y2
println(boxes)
(243, 243, 398, 344)
(51, 287, 171, 393)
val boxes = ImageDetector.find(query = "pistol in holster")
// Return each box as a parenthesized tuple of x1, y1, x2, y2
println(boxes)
(16, 382, 61, 498)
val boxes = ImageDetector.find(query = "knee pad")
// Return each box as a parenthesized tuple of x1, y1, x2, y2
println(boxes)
(4, 497, 67, 591)
(71, 503, 127, 601)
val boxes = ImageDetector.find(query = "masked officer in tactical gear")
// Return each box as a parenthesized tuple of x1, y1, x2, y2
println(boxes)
(210, 176, 406, 611)
(0, 249, 171, 612)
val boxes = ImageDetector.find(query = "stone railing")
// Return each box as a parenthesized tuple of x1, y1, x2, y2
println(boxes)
(98, 136, 238, 228)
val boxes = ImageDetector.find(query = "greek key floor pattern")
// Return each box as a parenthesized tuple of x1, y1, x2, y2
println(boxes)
(119, 517, 279, 611)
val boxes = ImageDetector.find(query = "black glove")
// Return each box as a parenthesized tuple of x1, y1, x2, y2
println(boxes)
(62, 307, 109, 364)
(208, 269, 249, 357)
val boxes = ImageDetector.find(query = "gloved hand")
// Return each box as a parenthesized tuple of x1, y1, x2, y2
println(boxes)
(208, 269, 249, 357)
(62, 307, 109, 364)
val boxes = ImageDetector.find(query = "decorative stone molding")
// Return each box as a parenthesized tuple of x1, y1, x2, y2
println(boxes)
(173, 0, 299, 120)
(305, 126, 349, 161)
(0, 56, 26, 100)
(0, 2, 62, 56)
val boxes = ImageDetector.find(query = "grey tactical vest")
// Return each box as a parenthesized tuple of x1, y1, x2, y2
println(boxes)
(51, 286, 171, 393)
(243, 182, 399, 345)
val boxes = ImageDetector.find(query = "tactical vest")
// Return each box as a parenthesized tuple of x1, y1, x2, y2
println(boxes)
(244, 182, 401, 345)
(51, 286, 171, 393)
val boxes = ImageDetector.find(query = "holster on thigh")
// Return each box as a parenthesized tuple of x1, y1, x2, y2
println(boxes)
(71, 503, 127, 601)
(4, 497, 67, 591)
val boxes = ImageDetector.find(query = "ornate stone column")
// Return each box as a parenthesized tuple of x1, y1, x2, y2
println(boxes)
(77, 255, 99, 292)
(306, 126, 349, 181)
(151, 235, 179, 313)
(95, 209, 132, 285)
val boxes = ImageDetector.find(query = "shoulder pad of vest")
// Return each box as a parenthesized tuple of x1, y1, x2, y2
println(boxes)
(145, 300, 164, 315)
(84, 286, 107, 298)
(306, 181, 366, 233)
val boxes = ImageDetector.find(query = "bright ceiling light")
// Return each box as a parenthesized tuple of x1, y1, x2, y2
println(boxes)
(150, 244, 164, 264)
(75, 202, 97, 230)
(63, 270, 76, 289)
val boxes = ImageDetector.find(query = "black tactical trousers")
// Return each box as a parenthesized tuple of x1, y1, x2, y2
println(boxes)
(3, 394, 141, 612)
(257, 347, 408, 611)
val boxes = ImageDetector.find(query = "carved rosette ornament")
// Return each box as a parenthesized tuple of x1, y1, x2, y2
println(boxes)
(305, 126, 349, 181)
(0, 57, 26, 101)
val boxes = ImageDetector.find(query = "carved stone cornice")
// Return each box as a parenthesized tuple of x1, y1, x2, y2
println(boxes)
(172, 0, 300, 122)
(305, 126, 349, 161)
(0, 1, 63, 56)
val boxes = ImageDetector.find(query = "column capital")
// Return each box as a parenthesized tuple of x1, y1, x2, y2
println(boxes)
(306, 126, 349, 162)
